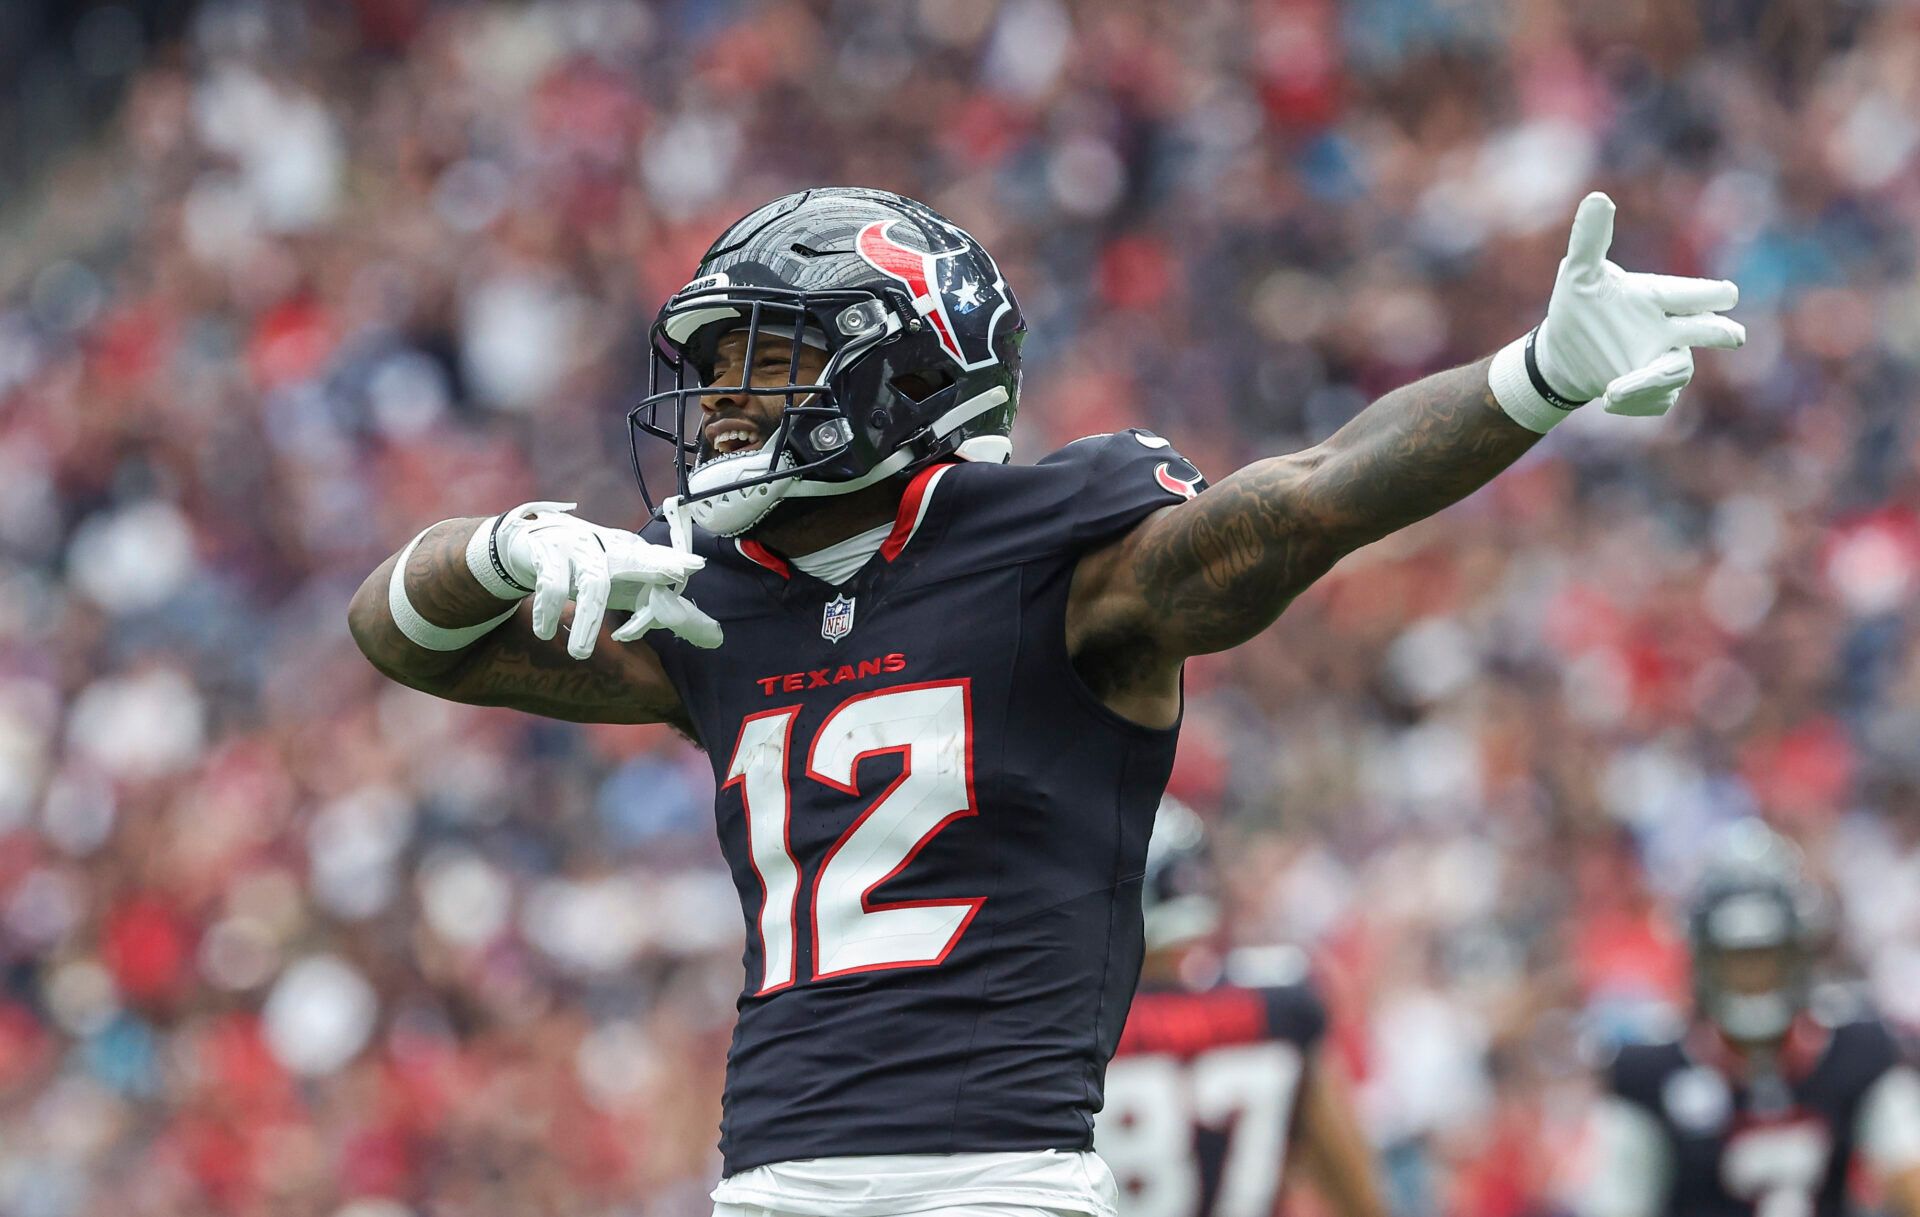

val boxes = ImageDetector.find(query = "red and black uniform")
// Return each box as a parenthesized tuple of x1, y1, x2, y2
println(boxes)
(1100, 975, 1327, 1217)
(640, 430, 1207, 1175)
(1605, 1014, 1909, 1217)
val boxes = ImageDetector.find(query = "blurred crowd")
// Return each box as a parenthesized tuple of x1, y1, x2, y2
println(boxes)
(4, 0, 1920, 1214)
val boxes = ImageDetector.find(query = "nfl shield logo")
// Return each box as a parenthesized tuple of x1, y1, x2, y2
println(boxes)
(821, 594, 856, 644)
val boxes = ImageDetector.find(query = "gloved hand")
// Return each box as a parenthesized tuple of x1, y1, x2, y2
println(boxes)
(484, 501, 723, 658)
(610, 582, 725, 649)
(608, 494, 722, 649)
(1491, 192, 1745, 431)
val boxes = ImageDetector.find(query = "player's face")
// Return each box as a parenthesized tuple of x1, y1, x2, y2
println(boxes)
(700, 331, 829, 463)
(1711, 944, 1791, 996)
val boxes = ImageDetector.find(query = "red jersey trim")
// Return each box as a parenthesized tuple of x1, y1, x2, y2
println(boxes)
(882, 462, 957, 562)
(737, 538, 791, 579)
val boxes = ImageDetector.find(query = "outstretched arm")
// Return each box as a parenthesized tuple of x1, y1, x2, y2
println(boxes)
(1068, 193, 1743, 726)
(1076, 354, 1531, 659)
(347, 514, 695, 731)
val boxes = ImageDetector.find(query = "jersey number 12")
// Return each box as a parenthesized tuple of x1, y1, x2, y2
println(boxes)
(723, 680, 980, 993)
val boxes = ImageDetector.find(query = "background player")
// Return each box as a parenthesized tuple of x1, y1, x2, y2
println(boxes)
(1100, 800, 1384, 1217)
(349, 182, 1741, 1217)
(1582, 821, 1920, 1217)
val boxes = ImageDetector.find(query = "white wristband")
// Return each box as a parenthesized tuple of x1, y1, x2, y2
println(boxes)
(1489, 332, 1581, 434)
(389, 528, 519, 651)
(465, 515, 531, 600)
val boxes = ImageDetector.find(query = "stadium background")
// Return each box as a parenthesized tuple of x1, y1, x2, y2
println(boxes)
(2, 0, 1918, 1213)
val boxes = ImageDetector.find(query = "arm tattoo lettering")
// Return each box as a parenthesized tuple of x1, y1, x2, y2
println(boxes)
(452, 617, 694, 735)
(347, 517, 688, 728)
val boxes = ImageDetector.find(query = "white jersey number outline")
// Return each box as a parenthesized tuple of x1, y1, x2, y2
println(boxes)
(721, 681, 979, 993)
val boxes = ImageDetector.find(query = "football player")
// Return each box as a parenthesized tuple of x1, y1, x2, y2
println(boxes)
(349, 185, 1743, 1217)
(1582, 821, 1920, 1217)
(1099, 801, 1384, 1217)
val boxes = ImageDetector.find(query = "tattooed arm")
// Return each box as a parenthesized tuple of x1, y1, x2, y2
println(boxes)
(1067, 357, 1539, 725)
(346, 519, 691, 730)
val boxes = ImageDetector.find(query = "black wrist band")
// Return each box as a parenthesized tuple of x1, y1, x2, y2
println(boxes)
(488, 515, 535, 594)
(1523, 327, 1592, 411)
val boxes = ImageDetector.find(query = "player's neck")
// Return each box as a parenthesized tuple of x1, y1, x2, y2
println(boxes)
(750, 479, 908, 557)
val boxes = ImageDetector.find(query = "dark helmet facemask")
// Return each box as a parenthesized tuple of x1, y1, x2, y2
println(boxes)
(632, 287, 908, 537)
(628, 188, 1025, 540)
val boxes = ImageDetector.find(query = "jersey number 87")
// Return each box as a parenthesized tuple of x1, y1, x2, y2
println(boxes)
(1101, 1042, 1306, 1217)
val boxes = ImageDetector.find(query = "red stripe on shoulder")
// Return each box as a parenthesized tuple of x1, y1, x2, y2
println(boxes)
(881, 462, 957, 562)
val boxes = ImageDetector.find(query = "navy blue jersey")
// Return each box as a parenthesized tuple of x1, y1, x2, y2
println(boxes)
(641, 430, 1208, 1174)
(1100, 963, 1327, 1217)
(1606, 1015, 1907, 1217)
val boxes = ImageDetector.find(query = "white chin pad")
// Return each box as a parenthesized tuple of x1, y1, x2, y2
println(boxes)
(686, 440, 797, 536)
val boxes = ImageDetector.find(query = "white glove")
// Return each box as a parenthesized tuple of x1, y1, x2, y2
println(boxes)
(609, 494, 721, 649)
(474, 501, 723, 658)
(610, 582, 725, 649)
(1490, 192, 1745, 432)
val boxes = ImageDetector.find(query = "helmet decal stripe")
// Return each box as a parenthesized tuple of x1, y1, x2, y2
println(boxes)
(856, 220, 985, 371)
(855, 220, 936, 297)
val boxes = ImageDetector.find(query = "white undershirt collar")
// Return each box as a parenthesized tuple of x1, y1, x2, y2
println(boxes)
(789, 522, 893, 585)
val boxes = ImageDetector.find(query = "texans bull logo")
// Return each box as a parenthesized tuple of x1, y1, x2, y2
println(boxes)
(855, 220, 1011, 372)
(1154, 459, 1206, 501)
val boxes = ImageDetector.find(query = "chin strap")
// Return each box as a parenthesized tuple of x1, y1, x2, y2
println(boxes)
(784, 446, 917, 499)
(658, 495, 695, 554)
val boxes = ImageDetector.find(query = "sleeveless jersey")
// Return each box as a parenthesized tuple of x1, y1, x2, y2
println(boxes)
(1098, 965, 1327, 1217)
(1606, 1016, 1907, 1217)
(641, 430, 1208, 1174)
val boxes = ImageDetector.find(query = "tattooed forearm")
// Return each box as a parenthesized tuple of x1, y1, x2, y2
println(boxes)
(346, 519, 687, 727)
(1297, 356, 1539, 547)
(448, 615, 695, 730)
(347, 518, 501, 686)
(404, 518, 517, 624)
(1096, 357, 1539, 661)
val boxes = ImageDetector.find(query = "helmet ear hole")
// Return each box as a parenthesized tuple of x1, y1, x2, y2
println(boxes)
(890, 370, 954, 403)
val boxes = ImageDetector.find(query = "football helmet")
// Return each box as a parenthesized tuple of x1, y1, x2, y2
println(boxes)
(1142, 798, 1223, 950)
(1686, 820, 1825, 1043)
(629, 187, 1026, 536)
